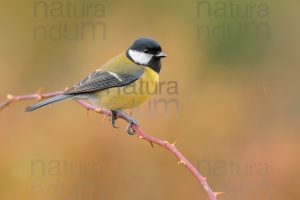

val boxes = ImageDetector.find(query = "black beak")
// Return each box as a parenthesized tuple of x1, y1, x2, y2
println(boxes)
(155, 51, 167, 58)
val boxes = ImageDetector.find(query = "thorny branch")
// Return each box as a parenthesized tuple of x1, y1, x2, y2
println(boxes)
(0, 90, 222, 200)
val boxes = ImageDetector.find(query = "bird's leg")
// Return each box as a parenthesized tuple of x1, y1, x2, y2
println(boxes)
(125, 115, 139, 135)
(110, 110, 139, 135)
(110, 110, 119, 128)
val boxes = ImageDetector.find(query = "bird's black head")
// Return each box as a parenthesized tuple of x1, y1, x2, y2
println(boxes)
(126, 37, 166, 73)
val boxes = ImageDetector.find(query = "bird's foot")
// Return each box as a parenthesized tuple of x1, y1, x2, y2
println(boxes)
(110, 110, 139, 135)
(110, 110, 119, 128)
(125, 116, 139, 135)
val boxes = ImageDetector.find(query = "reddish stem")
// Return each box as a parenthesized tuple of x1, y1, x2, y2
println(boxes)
(1, 91, 219, 200)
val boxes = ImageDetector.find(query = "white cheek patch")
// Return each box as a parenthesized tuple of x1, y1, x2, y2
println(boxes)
(128, 49, 153, 65)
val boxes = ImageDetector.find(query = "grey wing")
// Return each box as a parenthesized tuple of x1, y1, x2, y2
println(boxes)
(64, 69, 144, 94)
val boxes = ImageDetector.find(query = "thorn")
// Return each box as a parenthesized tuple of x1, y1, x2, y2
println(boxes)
(37, 95, 42, 100)
(203, 177, 207, 181)
(64, 87, 69, 91)
(138, 135, 144, 139)
(35, 89, 43, 100)
(94, 108, 102, 113)
(36, 88, 43, 95)
(6, 94, 13, 100)
(171, 141, 177, 147)
(102, 115, 107, 121)
(149, 141, 154, 148)
(177, 160, 186, 165)
(164, 140, 169, 145)
(129, 110, 133, 116)
(214, 192, 225, 197)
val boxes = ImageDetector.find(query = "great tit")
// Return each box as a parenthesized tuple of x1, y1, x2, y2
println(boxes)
(25, 37, 166, 134)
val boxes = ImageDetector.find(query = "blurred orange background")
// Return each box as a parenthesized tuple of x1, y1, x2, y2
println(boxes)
(0, 0, 300, 199)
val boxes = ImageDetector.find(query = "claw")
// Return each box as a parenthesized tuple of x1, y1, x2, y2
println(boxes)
(125, 116, 140, 135)
(110, 110, 139, 135)
(111, 120, 119, 128)
(110, 110, 119, 128)
(126, 121, 136, 135)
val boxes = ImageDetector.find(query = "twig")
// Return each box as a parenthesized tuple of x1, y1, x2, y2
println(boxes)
(0, 90, 64, 109)
(0, 91, 220, 200)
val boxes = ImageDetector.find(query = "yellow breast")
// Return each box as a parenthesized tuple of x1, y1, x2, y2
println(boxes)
(96, 67, 159, 110)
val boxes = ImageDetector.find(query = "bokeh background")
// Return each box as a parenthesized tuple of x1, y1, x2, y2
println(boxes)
(0, 0, 300, 199)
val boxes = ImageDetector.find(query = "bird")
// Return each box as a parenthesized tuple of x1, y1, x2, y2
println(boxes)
(25, 37, 166, 134)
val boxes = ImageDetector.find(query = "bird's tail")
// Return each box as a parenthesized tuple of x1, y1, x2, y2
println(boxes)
(25, 94, 73, 112)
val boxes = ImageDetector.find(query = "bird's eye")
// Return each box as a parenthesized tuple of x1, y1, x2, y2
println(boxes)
(143, 50, 149, 53)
